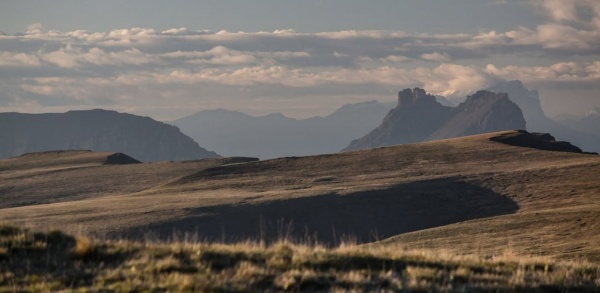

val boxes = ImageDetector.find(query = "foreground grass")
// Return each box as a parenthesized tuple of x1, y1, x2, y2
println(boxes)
(0, 225, 599, 292)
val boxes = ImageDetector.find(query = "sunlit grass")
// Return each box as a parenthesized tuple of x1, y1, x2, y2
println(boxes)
(1, 224, 599, 292)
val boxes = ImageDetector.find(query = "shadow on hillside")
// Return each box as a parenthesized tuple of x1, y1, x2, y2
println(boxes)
(130, 177, 518, 245)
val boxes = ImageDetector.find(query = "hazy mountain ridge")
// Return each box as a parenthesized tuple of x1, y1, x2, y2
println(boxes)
(0, 109, 219, 162)
(171, 100, 396, 159)
(557, 112, 600, 137)
(485, 80, 600, 153)
(344, 88, 526, 151)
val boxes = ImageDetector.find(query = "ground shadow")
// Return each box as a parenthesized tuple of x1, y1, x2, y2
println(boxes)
(128, 177, 518, 245)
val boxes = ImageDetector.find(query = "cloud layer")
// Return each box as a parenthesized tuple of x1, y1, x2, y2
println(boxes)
(1, 1, 599, 119)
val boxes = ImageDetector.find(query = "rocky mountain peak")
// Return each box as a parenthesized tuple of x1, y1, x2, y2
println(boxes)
(344, 89, 526, 151)
(460, 91, 508, 109)
(397, 88, 438, 108)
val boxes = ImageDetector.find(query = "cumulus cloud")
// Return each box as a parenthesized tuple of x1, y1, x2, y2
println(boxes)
(420, 52, 451, 63)
(486, 61, 600, 84)
(1, 0, 599, 118)
(533, 0, 600, 28)
(0, 52, 41, 66)
(26, 23, 43, 34)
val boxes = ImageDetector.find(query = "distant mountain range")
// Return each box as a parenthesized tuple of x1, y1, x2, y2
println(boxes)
(343, 89, 526, 151)
(485, 80, 600, 153)
(556, 113, 600, 138)
(172, 80, 599, 157)
(2, 80, 595, 161)
(171, 101, 396, 159)
(0, 109, 219, 162)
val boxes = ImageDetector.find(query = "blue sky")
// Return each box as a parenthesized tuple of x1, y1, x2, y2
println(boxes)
(1, 0, 599, 120)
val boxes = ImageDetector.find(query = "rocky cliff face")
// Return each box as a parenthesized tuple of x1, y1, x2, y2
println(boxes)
(0, 109, 219, 162)
(343, 89, 526, 151)
(429, 91, 526, 140)
(343, 89, 454, 150)
(489, 130, 586, 154)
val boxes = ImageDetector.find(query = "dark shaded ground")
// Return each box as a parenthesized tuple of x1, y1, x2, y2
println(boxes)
(104, 153, 141, 164)
(130, 177, 518, 245)
(0, 226, 133, 289)
(490, 130, 595, 154)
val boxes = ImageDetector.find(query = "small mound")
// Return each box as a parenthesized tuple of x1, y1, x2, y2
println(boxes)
(218, 156, 260, 165)
(104, 153, 141, 165)
(18, 150, 93, 158)
(490, 130, 589, 153)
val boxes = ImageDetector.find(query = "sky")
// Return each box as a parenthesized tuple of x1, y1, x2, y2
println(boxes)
(0, 0, 599, 120)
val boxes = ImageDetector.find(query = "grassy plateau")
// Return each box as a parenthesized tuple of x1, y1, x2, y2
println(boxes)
(0, 130, 599, 291)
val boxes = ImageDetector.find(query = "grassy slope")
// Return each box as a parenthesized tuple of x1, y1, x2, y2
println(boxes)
(0, 131, 599, 261)
(1, 225, 599, 292)
(0, 151, 255, 209)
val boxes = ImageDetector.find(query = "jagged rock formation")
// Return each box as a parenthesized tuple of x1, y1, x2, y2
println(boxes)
(489, 130, 588, 153)
(343, 88, 526, 151)
(0, 109, 219, 162)
(487, 80, 600, 153)
(171, 100, 395, 159)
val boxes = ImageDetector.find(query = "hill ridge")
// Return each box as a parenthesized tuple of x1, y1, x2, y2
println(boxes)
(1, 130, 599, 261)
(0, 109, 219, 162)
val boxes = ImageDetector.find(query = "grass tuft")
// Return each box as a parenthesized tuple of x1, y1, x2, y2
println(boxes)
(71, 236, 93, 257)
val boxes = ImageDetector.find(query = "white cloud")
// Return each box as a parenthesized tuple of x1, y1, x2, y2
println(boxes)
(1, 0, 599, 118)
(532, 0, 600, 29)
(0, 52, 41, 66)
(534, 0, 579, 22)
(420, 52, 451, 63)
(26, 23, 43, 33)
(486, 61, 600, 84)
(38, 45, 156, 68)
(161, 27, 190, 35)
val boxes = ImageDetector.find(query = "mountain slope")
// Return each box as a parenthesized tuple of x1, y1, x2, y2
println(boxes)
(428, 91, 526, 140)
(343, 89, 525, 151)
(0, 109, 219, 162)
(171, 101, 395, 159)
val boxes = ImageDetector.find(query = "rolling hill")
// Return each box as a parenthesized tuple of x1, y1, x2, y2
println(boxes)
(1, 130, 598, 263)
(0, 109, 219, 162)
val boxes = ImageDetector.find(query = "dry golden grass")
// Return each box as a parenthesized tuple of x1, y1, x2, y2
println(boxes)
(1, 225, 599, 292)
(0, 130, 599, 263)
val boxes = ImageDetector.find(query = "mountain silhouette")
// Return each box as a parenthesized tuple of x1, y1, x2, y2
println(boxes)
(344, 88, 526, 151)
(487, 80, 600, 153)
(171, 101, 395, 159)
(0, 109, 219, 162)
